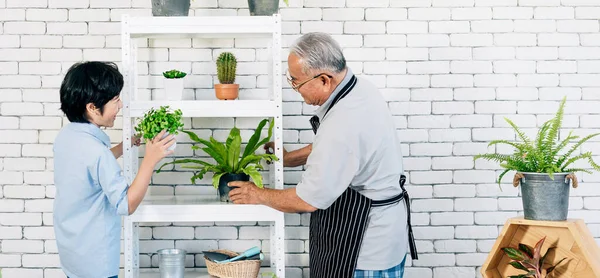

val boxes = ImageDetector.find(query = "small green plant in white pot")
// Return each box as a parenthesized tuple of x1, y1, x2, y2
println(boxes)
(161, 69, 187, 101)
(134, 105, 184, 152)
(474, 97, 600, 221)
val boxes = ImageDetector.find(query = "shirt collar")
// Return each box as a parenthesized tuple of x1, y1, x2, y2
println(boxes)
(68, 122, 111, 148)
(315, 67, 353, 119)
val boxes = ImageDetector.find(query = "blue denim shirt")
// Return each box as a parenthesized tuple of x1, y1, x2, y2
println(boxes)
(53, 122, 129, 278)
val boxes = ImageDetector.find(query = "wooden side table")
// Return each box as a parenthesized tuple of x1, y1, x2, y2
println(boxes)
(482, 217, 600, 278)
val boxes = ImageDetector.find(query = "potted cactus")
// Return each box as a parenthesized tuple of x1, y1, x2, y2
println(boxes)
(214, 52, 238, 100)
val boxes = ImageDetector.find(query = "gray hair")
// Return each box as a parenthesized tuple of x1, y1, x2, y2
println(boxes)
(289, 32, 346, 75)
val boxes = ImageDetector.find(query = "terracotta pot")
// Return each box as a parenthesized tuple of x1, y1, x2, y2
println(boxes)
(214, 84, 239, 100)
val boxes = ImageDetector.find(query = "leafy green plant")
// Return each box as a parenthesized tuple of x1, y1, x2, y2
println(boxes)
(502, 236, 566, 278)
(134, 106, 184, 141)
(216, 52, 237, 84)
(163, 69, 187, 79)
(474, 96, 600, 185)
(157, 119, 278, 188)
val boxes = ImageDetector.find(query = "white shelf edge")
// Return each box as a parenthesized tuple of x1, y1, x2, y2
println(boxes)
(129, 100, 280, 118)
(124, 15, 277, 38)
(129, 198, 285, 223)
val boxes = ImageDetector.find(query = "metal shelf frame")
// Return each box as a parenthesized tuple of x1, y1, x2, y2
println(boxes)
(120, 14, 285, 278)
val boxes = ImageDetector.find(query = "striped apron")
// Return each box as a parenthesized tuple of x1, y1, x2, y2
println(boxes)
(308, 75, 418, 278)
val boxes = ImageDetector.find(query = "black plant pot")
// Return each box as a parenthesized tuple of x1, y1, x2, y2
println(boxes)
(247, 0, 280, 16)
(218, 173, 250, 202)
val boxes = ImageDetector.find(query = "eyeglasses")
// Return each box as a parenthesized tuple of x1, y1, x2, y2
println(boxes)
(286, 70, 333, 92)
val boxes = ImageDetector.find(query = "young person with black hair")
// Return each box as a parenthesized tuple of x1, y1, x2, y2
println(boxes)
(53, 61, 174, 278)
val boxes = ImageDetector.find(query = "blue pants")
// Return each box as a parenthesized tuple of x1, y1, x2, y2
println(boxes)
(354, 254, 406, 278)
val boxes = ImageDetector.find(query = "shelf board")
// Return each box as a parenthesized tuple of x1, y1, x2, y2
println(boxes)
(129, 195, 284, 223)
(125, 16, 278, 39)
(128, 100, 280, 118)
(122, 269, 212, 278)
(122, 267, 276, 278)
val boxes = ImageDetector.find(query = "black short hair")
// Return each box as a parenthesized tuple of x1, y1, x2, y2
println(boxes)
(59, 61, 124, 123)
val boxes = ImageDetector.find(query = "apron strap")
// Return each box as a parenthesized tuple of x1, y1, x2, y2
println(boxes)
(400, 175, 418, 260)
(370, 175, 418, 260)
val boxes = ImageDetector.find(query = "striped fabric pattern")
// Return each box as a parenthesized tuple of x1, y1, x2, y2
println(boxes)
(309, 187, 372, 278)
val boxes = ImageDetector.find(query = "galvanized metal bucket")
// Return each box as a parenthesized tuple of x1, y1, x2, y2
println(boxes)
(247, 0, 280, 16)
(520, 172, 570, 221)
(152, 0, 190, 16)
(158, 248, 186, 278)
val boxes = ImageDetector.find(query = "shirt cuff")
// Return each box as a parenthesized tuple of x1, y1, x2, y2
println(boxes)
(116, 191, 129, 216)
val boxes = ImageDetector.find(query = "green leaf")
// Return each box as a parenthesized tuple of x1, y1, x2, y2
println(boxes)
(212, 172, 225, 189)
(181, 130, 212, 146)
(242, 165, 264, 188)
(256, 118, 275, 150)
(157, 158, 216, 173)
(210, 137, 228, 160)
(502, 247, 528, 261)
(556, 132, 600, 168)
(505, 117, 531, 145)
(201, 147, 228, 171)
(519, 243, 533, 259)
(239, 154, 278, 170)
(226, 127, 242, 172)
(243, 119, 268, 158)
(510, 261, 531, 272)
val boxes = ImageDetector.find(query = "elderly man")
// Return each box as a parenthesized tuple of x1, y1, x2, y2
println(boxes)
(229, 32, 417, 278)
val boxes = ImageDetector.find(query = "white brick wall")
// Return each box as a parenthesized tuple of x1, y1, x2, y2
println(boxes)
(2, 0, 600, 277)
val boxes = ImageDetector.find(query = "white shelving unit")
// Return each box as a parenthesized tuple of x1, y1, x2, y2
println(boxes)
(120, 14, 285, 278)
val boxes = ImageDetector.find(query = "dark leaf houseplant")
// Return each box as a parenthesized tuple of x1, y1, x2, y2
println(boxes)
(474, 97, 600, 221)
(502, 236, 567, 278)
(152, 0, 190, 16)
(157, 119, 279, 202)
(134, 105, 184, 152)
(248, 0, 289, 16)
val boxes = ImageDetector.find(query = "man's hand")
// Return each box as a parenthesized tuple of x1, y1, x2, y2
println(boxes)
(228, 181, 263, 204)
(264, 141, 288, 165)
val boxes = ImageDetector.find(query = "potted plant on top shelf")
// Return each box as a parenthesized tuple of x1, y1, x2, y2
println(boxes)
(157, 119, 278, 202)
(248, 0, 289, 16)
(159, 69, 187, 101)
(134, 105, 184, 152)
(214, 52, 239, 100)
(474, 97, 600, 221)
(152, 0, 190, 16)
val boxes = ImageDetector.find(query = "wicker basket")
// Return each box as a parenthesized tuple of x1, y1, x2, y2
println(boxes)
(204, 249, 261, 278)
